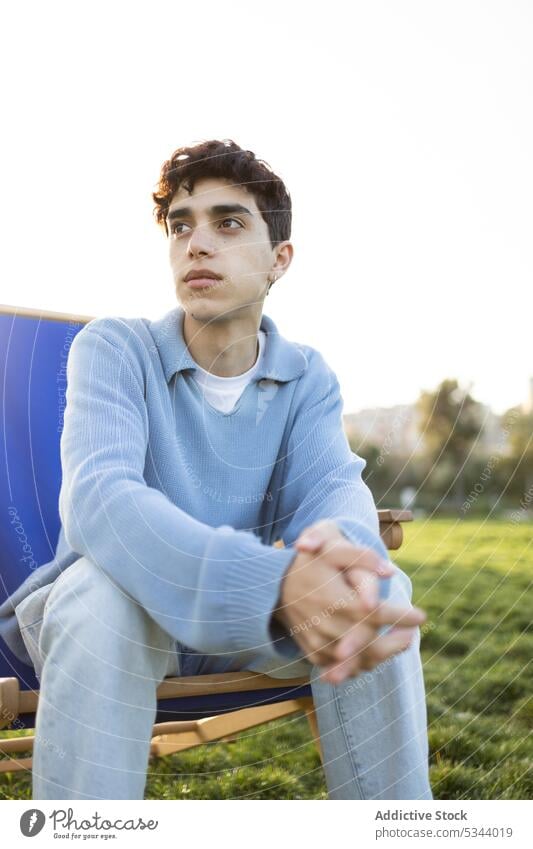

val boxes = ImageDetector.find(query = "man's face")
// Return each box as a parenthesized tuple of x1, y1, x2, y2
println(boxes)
(166, 176, 291, 322)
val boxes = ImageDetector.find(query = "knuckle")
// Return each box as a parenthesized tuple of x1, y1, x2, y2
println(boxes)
(369, 602, 387, 626)
(326, 538, 351, 560)
(309, 632, 333, 658)
(361, 650, 379, 670)
(347, 659, 362, 677)
(312, 647, 328, 663)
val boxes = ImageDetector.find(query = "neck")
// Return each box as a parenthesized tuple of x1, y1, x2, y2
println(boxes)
(182, 308, 262, 377)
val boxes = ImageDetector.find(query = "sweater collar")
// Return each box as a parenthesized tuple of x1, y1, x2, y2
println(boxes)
(150, 305, 308, 384)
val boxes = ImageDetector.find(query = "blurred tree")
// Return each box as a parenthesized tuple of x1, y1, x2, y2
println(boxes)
(416, 379, 484, 510)
(350, 435, 426, 508)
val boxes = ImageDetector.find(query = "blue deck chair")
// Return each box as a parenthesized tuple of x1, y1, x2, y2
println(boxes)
(0, 303, 412, 775)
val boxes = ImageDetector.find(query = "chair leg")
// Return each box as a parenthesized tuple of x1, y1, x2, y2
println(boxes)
(0, 755, 33, 774)
(150, 698, 306, 758)
(0, 701, 325, 773)
(0, 735, 34, 773)
(298, 697, 323, 763)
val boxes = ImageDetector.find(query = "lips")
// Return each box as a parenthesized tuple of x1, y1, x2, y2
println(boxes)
(186, 277, 221, 289)
(184, 269, 222, 283)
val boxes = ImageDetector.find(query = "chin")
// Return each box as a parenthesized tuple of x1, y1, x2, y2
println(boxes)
(185, 297, 224, 323)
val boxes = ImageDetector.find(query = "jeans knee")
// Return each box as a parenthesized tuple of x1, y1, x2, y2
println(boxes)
(40, 557, 174, 663)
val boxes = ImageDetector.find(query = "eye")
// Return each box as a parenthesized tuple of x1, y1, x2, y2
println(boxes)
(218, 217, 244, 230)
(170, 222, 191, 236)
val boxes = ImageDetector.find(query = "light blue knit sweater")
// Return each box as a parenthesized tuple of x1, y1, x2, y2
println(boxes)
(0, 305, 391, 669)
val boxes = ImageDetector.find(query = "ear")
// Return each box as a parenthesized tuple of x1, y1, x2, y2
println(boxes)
(271, 240, 293, 279)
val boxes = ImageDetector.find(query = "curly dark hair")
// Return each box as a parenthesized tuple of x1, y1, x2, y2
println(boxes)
(152, 138, 291, 248)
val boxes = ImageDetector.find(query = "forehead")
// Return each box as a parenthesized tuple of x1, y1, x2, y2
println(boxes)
(168, 177, 260, 216)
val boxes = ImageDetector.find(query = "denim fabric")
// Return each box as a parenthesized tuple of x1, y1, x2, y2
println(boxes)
(15, 556, 432, 801)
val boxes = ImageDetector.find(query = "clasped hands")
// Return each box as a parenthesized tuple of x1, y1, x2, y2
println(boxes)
(273, 519, 426, 685)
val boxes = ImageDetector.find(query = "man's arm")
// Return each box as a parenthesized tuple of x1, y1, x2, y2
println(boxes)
(58, 319, 301, 661)
(271, 348, 392, 600)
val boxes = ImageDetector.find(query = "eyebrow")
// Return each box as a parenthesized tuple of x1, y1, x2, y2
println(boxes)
(167, 203, 254, 222)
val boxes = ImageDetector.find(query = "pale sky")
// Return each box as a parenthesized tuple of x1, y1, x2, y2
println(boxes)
(1, 1, 531, 416)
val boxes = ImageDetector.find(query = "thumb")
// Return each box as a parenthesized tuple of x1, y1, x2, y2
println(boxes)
(295, 529, 324, 552)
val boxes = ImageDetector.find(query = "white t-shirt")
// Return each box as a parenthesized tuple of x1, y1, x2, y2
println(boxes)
(191, 329, 266, 413)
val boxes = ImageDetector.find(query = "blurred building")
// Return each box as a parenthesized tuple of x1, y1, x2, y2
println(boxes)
(344, 404, 420, 455)
(343, 375, 533, 457)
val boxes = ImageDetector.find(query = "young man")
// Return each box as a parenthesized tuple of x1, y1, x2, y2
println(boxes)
(1, 139, 432, 800)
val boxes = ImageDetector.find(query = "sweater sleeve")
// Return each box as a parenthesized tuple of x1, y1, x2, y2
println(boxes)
(272, 350, 392, 601)
(58, 322, 301, 660)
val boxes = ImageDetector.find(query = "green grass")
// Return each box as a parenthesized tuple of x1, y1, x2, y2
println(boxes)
(1, 519, 531, 799)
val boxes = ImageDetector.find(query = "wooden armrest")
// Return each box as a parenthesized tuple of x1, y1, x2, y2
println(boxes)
(0, 677, 20, 728)
(378, 508, 413, 550)
(273, 509, 413, 552)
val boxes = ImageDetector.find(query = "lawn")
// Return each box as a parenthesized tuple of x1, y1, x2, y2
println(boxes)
(1, 518, 531, 800)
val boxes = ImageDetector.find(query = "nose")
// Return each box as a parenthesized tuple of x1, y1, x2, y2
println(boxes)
(187, 223, 215, 258)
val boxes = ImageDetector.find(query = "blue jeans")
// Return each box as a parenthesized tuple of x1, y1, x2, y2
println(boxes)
(15, 556, 433, 800)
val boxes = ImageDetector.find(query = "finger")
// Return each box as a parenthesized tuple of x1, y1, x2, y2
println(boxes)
(331, 606, 422, 661)
(343, 561, 396, 584)
(298, 628, 341, 666)
(303, 625, 360, 669)
(320, 639, 366, 682)
(319, 600, 425, 662)
(320, 655, 361, 684)
(343, 567, 380, 610)
(322, 627, 418, 685)
(344, 557, 396, 578)
(376, 560, 396, 578)
(361, 626, 418, 667)
(353, 625, 419, 671)
(366, 602, 427, 629)
(305, 646, 338, 667)
(295, 532, 324, 552)
(342, 557, 396, 612)
(326, 540, 395, 579)
(295, 521, 342, 552)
